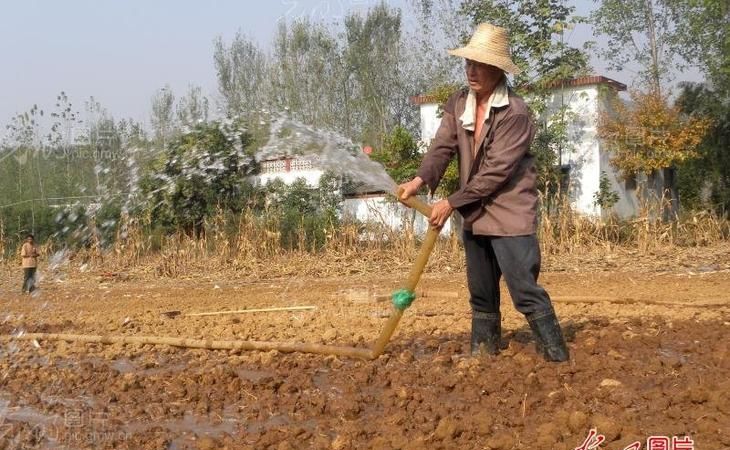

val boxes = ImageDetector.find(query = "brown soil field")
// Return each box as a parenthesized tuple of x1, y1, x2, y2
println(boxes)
(0, 260, 729, 449)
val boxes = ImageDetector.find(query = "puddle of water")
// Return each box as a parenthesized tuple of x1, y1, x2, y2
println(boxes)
(139, 362, 188, 376)
(657, 347, 689, 364)
(236, 368, 274, 383)
(245, 414, 290, 434)
(110, 358, 137, 373)
(4, 406, 60, 426)
(124, 411, 238, 437)
(312, 369, 331, 390)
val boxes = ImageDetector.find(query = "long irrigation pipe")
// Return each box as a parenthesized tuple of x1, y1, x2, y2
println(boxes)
(2, 193, 440, 360)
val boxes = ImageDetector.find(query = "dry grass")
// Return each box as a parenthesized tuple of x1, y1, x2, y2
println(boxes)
(1, 191, 729, 280)
(537, 189, 730, 256)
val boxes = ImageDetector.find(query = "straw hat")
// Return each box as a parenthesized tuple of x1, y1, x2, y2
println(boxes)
(448, 23, 522, 75)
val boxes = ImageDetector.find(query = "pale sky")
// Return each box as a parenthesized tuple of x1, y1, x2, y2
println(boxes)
(0, 0, 702, 131)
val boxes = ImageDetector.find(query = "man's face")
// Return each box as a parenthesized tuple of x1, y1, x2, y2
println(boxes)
(26, 237, 33, 244)
(465, 59, 503, 96)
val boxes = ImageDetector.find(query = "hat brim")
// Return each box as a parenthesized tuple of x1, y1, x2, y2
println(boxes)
(448, 47, 522, 75)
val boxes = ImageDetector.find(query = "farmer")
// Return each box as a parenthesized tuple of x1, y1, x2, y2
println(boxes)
(20, 233, 39, 294)
(399, 23, 569, 361)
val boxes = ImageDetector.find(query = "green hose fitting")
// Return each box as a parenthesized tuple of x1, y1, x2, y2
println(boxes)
(391, 289, 416, 310)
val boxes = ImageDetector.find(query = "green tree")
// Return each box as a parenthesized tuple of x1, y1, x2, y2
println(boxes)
(669, 0, 730, 96)
(150, 86, 176, 147)
(676, 82, 730, 213)
(263, 176, 340, 250)
(593, 171, 620, 210)
(213, 33, 269, 117)
(344, 2, 405, 145)
(591, 0, 687, 93)
(369, 126, 421, 184)
(176, 85, 210, 127)
(270, 20, 346, 131)
(144, 120, 257, 237)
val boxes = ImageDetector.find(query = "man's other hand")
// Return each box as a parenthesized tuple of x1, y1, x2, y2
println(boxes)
(429, 199, 453, 228)
(398, 177, 424, 201)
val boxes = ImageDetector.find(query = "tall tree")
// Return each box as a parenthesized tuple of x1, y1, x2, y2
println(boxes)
(176, 85, 210, 127)
(144, 120, 256, 237)
(591, 0, 686, 93)
(270, 20, 346, 131)
(150, 85, 176, 147)
(675, 82, 730, 212)
(671, 0, 730, 96)
(213, 33, 269, 117)
(344, 3, 404, 146)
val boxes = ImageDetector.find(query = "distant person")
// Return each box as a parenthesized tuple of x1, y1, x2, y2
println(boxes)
(399, 23, 569, 361)
(20, 234, 39, 294)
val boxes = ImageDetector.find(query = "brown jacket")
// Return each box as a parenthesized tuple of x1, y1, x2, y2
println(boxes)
(416, 86, 538, 236)
(21, 242, 39, 268)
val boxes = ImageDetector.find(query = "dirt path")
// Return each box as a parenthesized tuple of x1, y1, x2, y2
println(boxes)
(0, 270, 728, 449)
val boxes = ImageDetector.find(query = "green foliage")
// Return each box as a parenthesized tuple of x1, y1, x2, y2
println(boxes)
(216, 3, 422, 144)
(0, 206, 57, 253)
(317, 171, 344, 218)
(530, 119, 563, 194)
(593, 171, 620, 210)
(150, 86, 175, 146)
(143, 120, 258, 237)
(422, 83, 461, 196)
(369, 126, 421, 184)
(0, 93, 150, 250)
(264, 175, 342, 250)
(676, 82, 730, 214)
(675, 0, 730, 96)
(437, 160, 461, 197)
(344, 3, 404, 146)
(459, 0, 592, 90)
(271, 20, 343, 129)
(591, 0, 686, 92)
(428, 83, 464, 118)
(213, 33, 269, 117)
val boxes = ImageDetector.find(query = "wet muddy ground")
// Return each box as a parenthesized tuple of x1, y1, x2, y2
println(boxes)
(0, 268, 729, 449)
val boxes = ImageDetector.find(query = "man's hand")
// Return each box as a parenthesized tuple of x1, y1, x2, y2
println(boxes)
(429, 199, 453, 228)
(398, 177, 424, 201)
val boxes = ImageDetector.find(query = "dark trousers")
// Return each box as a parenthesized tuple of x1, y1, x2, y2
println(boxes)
(463, 230, 554, 316)
(22, 268, 36, 293)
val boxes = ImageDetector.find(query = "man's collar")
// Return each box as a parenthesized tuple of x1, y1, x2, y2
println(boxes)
(459, 78, 510, 131)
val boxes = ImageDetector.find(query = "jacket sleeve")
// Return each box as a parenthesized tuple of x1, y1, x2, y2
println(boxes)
(447, 113, 534, 208)
(415, 93, 460, 194)
(20, 243, 29, 258)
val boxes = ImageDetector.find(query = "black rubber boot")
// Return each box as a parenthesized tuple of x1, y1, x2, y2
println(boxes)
(527, 309, 569, 362)
(471, 311, 501, 356)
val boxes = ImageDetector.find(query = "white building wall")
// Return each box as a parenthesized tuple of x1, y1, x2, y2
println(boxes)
(545, 86, 602, 216)
(420, 103, 441, 144)
(600, 147, 639, 218)
(256, 169, 323, 187)
(342, 195, 452, 237)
